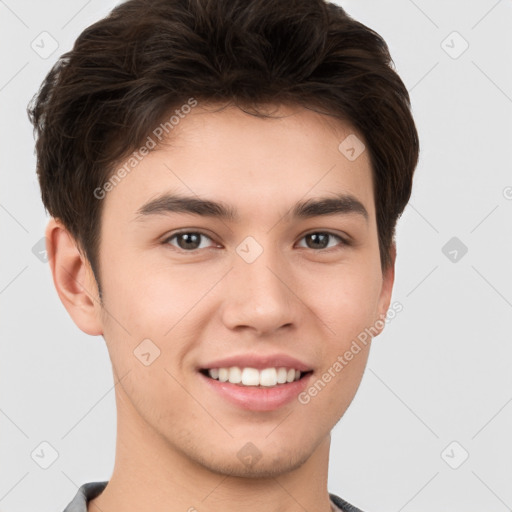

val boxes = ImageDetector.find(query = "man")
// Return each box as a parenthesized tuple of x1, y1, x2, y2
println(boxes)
(28, 0, 419, 510)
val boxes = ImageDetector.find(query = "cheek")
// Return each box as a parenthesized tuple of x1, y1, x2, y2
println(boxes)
(304, 264, 381, 343)
(102, 246, 201, 330)
(100, 258, 215, 377)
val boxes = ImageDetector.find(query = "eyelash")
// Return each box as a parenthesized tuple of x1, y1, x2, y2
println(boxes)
(162, 230, 350, 253)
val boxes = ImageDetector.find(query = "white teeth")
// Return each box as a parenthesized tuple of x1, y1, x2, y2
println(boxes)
(241, 367, 260, 386)
(206, 366, 305, 387)
(228, 366, 242, 384)
(276, 367, 288, 384)
(259, 368, 277, 387)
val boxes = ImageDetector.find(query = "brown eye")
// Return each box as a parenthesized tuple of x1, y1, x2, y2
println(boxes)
(164, 232, 215, 251)
(298, 232, 347, 250)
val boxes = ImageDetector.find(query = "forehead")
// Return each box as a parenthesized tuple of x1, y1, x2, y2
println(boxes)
(101, 103, 375, 226)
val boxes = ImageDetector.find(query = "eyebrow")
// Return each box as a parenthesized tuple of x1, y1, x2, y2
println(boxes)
(134, 192, 368, 223)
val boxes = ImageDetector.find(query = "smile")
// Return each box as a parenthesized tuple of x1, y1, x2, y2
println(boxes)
(199, 367, 314, 411)
(202, 366, 310, 387)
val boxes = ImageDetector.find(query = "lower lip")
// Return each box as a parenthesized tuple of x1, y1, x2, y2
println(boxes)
(199, 372, 313, 411)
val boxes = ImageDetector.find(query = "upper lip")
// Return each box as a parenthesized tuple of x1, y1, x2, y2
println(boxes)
(199, 354, 313, 372)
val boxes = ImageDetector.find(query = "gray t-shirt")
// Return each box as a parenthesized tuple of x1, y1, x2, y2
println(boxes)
(62, 481, 365, 512)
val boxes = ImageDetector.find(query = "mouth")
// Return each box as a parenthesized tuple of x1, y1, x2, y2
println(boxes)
(199, 366, 313, 388)
(197, 354, 314, 411)
(199, 366, 314, 411)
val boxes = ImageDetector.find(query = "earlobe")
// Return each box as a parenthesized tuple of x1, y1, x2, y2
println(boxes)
(375, 242, 396, 336)
(45, 218, 103, 336)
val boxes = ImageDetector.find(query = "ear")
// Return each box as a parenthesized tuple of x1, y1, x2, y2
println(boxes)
(374, 242, 396, 336)
(45, 218, 103, 336)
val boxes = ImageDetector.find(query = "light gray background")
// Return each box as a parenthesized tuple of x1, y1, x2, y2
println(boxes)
(1, 1, 511, 511)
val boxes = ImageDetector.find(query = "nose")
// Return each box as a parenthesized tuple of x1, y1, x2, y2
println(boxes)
(220, 243, 300, 336)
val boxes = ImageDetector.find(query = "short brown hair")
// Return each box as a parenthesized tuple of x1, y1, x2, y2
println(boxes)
(28, 0, 419, 294)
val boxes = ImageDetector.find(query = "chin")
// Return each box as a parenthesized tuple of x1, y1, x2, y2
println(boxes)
(203, 451, 311, 479)
(183, 438, 316, 479)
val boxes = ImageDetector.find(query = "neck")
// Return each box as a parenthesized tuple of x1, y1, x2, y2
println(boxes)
(88, 387, 334, 512)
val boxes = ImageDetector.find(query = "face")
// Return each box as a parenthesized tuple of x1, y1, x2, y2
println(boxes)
(91, 103, 394, 477)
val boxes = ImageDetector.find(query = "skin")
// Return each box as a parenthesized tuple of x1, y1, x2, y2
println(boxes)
(46, 103, 395, 512)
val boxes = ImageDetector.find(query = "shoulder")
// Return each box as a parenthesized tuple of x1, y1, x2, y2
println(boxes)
(62, 481, 108, 512)
(329, 492, 366, 512)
